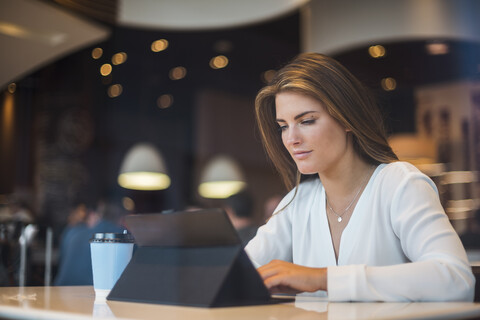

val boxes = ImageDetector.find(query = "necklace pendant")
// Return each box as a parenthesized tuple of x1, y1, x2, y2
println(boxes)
(337, 216, 342, 222)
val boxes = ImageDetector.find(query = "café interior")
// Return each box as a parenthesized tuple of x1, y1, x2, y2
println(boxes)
(0, 0, 480, 298)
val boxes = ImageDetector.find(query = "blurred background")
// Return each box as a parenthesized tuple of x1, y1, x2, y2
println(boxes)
(0, 0, 479, 286)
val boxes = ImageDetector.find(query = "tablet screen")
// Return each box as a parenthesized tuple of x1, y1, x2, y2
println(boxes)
(124, 208, 241, 247)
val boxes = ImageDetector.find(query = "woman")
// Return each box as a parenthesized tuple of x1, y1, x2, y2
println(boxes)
(245, 53, 475, 301)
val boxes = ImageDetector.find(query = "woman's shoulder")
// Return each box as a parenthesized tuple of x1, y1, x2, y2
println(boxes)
(278, 177, 321, 213)
(377, 161, 424, 179)
(374, 161, 435, 191)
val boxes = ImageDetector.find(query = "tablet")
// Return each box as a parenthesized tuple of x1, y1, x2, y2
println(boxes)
(124, 208, 241, 247)
(109, 208, 294, 307)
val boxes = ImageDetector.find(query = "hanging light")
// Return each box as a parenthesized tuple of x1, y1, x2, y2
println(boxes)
(198, 155, 246, 199)
(118, 143, 171, 190)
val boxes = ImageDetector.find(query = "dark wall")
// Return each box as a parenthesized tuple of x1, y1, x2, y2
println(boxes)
(4, 11, 301, 231)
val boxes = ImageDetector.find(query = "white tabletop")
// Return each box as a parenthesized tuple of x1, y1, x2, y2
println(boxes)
(0, 286, 480, 320)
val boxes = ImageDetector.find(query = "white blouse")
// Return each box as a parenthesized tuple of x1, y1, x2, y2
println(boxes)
(245, 162, 475, 301)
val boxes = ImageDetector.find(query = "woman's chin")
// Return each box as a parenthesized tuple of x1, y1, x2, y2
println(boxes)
(297, 167, 317, 176)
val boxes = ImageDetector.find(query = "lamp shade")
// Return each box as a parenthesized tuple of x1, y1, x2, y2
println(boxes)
(118, 0, 310, 30)
(118, 143, 171, 191)
(198, 155, 246, 199)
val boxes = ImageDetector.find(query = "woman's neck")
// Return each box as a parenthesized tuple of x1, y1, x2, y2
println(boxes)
(320, 156, 374, 205)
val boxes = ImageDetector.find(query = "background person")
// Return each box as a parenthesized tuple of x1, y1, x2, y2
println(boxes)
(54, 198, 127, 286)
(262, 193, 283, 224)
(224, 190, 257, 247)
(245, 53, 474, 302)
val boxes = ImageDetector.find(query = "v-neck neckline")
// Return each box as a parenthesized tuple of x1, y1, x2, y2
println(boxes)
(314, 186, 338, 266)
(318, 164, 381, 266)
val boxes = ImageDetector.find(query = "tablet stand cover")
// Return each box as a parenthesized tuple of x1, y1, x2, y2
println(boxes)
(107, 209, 276, 307)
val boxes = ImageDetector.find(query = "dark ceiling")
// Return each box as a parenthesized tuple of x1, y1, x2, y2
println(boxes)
(335, 39, 480, 89)
(47, 0, 480, 133)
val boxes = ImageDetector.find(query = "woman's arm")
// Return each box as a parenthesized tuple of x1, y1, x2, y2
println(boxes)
(245, 208, 293, 268)
(257, 260, 327, 294)
(245, 190, 298, 267)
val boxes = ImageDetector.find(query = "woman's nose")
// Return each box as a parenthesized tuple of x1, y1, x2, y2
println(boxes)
(284, 127, 301, 146)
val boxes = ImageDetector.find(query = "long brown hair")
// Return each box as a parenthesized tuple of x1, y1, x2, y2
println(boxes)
(255, 53, 398, 190)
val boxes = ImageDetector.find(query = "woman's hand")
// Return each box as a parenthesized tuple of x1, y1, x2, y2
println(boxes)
(257, 260, 327, 294)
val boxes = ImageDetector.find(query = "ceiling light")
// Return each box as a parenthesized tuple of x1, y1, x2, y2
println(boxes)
(169, 66, 187, 80)
(108, 84, 123, 98)
(100, 63, 112, 76)
(122, 197, 135, 211)
(198, 155, 246, 199)
(7, 83, 16, 94)
(381, 77, 396, 91)
(261, 70, 276, 84)
(209, 55, 229, 69)
(368, 45, 386, 58)
(151, 39, 169, 52)
(112, 52, 127, 65)
(91, 48, 103, 59)
(157, 94, 173, 109)
(425, 42, 449, 55)
(118, 143, 171, 191)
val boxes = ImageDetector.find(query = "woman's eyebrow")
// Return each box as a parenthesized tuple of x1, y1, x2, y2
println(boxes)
(276, 111, 318, 122)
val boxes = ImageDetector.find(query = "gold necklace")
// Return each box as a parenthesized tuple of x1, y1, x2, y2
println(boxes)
(326, 167, 373, 223)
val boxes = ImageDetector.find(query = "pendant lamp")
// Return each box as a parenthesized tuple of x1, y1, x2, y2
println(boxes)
(118, 143, 171, 190)
(198, 154, 246, 199)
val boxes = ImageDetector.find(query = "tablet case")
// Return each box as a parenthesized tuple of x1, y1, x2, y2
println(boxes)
(107, 209, 281, 307)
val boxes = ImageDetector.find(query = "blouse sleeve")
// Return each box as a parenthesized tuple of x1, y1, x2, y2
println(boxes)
(328, 167, 475, 301)
(245, 194, 294, 268)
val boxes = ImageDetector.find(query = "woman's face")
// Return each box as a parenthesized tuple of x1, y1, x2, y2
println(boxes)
(275, 91, 350, 175)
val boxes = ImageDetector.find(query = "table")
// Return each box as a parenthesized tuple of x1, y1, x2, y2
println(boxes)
(0, 286, 480, 320)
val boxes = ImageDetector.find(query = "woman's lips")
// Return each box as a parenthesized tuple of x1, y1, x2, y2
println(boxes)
(292, 150, 312, 160)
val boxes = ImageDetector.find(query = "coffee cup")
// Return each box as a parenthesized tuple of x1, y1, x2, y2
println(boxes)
(90, 232, 134, 297)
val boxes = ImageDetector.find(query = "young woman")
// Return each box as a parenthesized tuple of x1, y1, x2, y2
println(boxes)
(245, 53, 474, 301)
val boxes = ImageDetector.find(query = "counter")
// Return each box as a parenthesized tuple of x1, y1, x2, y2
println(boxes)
(0, 286, 480, 320)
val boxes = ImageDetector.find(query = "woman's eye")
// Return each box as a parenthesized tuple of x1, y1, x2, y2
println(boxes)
(301, 119, 315, 125)
(277, 125, 287, 132)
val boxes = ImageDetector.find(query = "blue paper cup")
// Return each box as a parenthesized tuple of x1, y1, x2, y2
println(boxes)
(90, 232, 134, 297)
